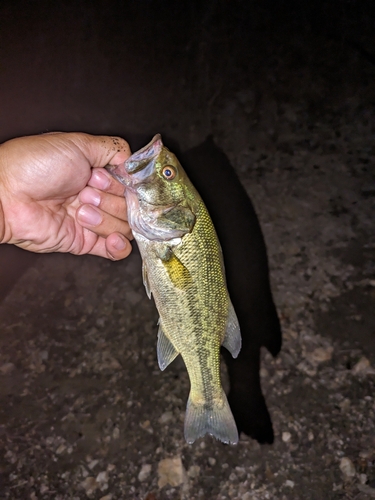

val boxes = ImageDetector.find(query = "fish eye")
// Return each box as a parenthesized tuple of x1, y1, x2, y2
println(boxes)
(162, 165, 176, 180)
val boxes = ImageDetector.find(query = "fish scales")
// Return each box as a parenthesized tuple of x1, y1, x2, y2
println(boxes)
(141, 201, 227, 404)
(106, 134, 241, 444)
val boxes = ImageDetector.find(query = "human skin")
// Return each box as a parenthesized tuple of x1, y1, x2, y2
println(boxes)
(0, 132, 133, 260)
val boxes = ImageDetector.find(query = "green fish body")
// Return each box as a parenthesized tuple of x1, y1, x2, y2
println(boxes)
(107, 135, 241, 444)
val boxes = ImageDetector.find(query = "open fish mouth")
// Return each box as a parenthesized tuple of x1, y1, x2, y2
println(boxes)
(125, 134, 163, 175)
(106, 136, 162, 187)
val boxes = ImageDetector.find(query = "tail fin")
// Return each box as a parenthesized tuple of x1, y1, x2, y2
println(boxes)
(184, 389, 239, 445)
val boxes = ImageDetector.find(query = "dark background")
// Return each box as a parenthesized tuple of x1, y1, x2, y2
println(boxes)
(0, 0, 374, 298)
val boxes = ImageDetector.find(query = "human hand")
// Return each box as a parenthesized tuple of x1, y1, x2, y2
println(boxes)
(0, 132, 133, 259)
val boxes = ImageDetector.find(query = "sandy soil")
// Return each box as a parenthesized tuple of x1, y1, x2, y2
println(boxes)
(0, 2, 375, 499)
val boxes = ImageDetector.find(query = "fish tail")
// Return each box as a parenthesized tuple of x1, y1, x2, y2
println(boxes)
(184, 389, 239, 445)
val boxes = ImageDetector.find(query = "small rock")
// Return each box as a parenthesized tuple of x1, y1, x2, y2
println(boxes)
(112, 427, 120, 440)
(187, 465, 200, 478)
(88, 460, 99, 470)
(352, 357, 375, 375)
(96, 471, 109, 484)
(40, 484, 49, 494)
(285, 480, 295, 488)
(140, 420, 153, 434)
(360, 474, 368, 484)
(308, 431, 314, 441)
(157, 456, 187, 488)
(158, 411, 173, 424)
(308, 346, 333, 364)
(81, 476, 99, 495)
(282, 432, 292, 443)
(228, 472, 237, 481)
(0, 362, 16, 374)
(55, 444, 66, 455)
(138, 464, 152, 482)
(99, 495, 112, 500)
(339, 399, 351, 411)
(242, 493, 252, 500)
(296, 360, 317, 377)
(208, 457, 216, 466)
(339, 457, 356, 478)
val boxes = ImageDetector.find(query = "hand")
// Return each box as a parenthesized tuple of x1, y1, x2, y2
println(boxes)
(0, 132, 133, 259)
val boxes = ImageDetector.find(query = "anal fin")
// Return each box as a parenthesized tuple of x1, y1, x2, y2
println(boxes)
(222, 301, 241, 358)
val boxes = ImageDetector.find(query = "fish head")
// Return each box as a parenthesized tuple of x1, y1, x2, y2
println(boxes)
(106, 134, 198, 242)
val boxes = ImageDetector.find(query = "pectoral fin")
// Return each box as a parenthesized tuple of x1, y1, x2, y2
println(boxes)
(157, 246, 192, 290)
(222, 301, 242, 358)
(157, 321, 179, 371)
(142, 262, 152, 299)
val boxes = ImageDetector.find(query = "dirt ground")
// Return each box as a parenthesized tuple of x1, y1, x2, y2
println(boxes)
(0, 1, 375, 499)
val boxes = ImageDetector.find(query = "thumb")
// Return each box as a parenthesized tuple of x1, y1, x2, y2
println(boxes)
(65, 133, 132, 167)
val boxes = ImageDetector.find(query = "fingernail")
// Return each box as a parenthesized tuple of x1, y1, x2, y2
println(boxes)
(112, 234, 126, 250)
(91, 170, 111, 189)
(77, 205, 103, 226)
(79, 187, 101, 206)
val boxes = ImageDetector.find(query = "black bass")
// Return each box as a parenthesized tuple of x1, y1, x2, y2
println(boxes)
(107, 134, 241, 444)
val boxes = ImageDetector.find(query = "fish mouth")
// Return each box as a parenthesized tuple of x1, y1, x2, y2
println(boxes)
(106, 135, 163, 187)
(105, 135, 163, 186)
(125, 134, 163, 175)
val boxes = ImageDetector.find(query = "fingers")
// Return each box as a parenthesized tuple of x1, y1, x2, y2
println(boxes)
(79, 185, 128, 221)
(105, 232, 133, 260)
(76, 203, 132, 241)
(84, 232, 133, 260)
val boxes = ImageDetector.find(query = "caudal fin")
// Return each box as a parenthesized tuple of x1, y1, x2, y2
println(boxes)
(184, 389, 239, 445)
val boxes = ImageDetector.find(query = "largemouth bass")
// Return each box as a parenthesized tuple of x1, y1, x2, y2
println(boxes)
(107, 134, 241, 444)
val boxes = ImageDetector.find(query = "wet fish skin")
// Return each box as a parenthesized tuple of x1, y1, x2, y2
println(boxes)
(107, 134, 241, 444)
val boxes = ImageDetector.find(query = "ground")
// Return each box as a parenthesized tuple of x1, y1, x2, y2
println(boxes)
(0, 2, 375, 499)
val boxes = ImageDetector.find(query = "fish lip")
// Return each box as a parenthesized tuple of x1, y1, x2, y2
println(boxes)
(125, 134, 163, 175)
(105, 164, 131, 186)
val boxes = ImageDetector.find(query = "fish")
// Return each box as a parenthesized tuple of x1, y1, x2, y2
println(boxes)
(106, 134, 241, 444)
